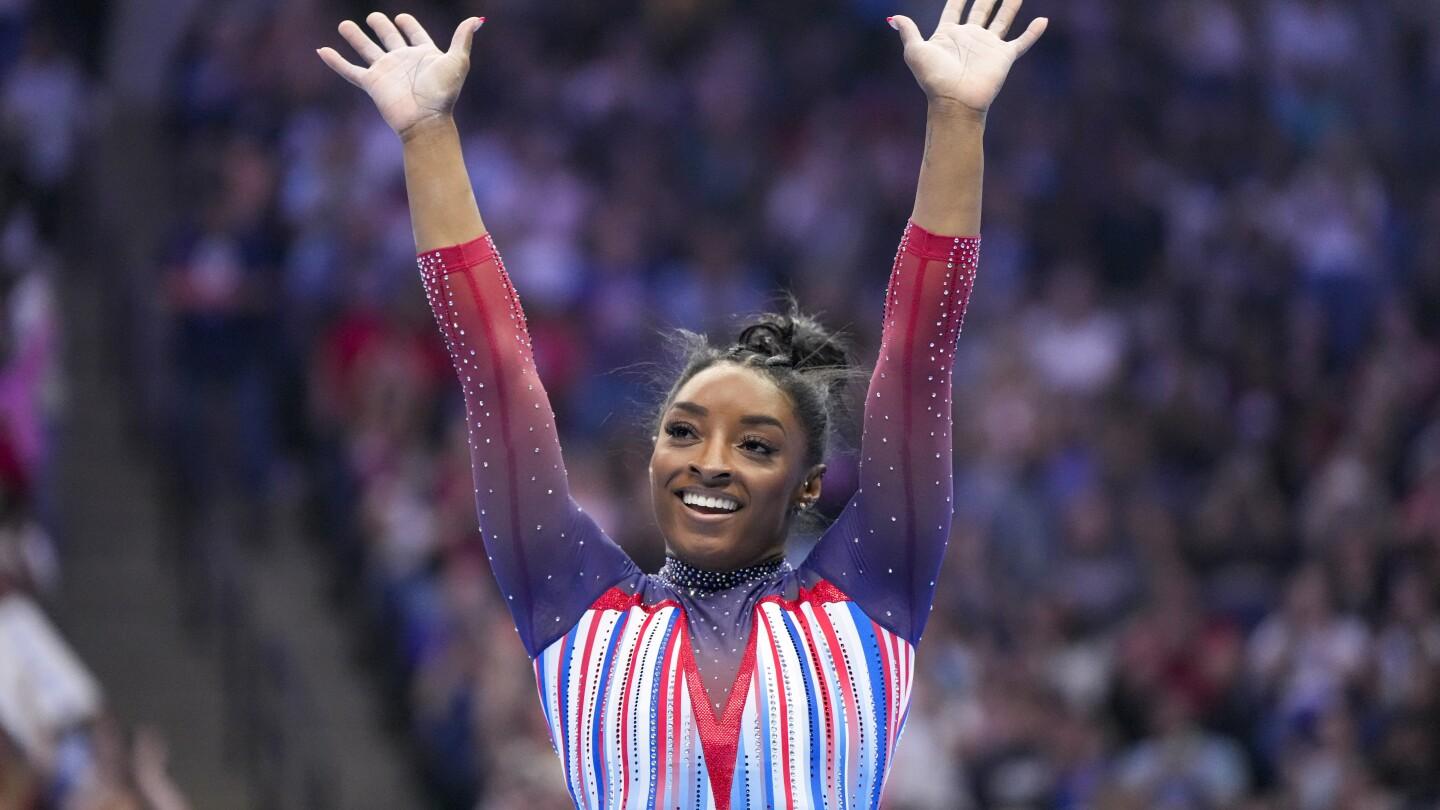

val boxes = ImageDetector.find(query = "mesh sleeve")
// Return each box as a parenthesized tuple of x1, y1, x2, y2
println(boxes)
(417, 233, 637, 657)
(801, 220, 980, 645)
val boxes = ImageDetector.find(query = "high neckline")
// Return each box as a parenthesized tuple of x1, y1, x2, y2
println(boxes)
(655, 555, 792, 594)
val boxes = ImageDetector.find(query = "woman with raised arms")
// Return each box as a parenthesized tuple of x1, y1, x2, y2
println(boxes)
(317, 2, 1044, 807)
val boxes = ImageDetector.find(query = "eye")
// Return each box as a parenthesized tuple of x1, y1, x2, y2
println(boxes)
(664, 421, 696, 440)
(740, 435, 777, 456)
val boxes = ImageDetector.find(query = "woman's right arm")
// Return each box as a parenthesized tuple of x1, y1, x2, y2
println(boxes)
(319, 13, 637, 657)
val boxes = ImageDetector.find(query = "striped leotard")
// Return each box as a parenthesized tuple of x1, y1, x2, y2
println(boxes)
(416, 221, 979, 809)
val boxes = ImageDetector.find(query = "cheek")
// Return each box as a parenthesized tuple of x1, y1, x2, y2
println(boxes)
(649, 446, 667, 474)
(649, 447, 676, 494)
(748, 468, 794, 511)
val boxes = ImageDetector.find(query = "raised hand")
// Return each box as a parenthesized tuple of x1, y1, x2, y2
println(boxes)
(889, 0, 1046, 115)
(317, 13, 483, 140)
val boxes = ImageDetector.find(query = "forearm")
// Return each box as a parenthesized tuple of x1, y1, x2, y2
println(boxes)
(910, 101, 986, 236)
(401, 115, 487, 251)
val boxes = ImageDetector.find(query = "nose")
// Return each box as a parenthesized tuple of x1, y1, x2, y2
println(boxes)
(688, 443, 732, 485)
(689, 464, 732, 486)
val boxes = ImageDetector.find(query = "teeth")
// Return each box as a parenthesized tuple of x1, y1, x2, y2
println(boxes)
(681, 492, 740, 512)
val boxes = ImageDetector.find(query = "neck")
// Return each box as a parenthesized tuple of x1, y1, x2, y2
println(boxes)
(656, 553, 792, 594)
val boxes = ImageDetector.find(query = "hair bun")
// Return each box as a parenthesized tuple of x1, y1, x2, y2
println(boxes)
(730, 307, 849, 373)
(735, 322, 796, 366)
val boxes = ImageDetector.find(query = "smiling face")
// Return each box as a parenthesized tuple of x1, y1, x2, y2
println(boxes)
(649, 363, 825, 571)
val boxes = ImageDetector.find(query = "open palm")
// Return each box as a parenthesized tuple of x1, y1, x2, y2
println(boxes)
(317, 12, 483, 139)
(891, 0, 1046, 114)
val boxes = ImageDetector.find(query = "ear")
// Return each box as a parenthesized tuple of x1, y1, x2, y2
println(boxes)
(795, 463, 826, 507)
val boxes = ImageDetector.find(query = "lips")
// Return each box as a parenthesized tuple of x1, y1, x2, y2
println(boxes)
(675, 488, 743, 518)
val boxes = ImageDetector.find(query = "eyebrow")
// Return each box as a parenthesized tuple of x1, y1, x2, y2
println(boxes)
(671, 401, 788, 435)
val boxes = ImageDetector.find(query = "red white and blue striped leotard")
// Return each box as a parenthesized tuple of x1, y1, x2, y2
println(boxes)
(416, 220, 980, 809)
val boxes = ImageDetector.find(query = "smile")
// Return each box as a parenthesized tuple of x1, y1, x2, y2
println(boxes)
(677, 491, 742, 516)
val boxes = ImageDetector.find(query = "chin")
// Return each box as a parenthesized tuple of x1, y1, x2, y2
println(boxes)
(668, 533, 739, 569)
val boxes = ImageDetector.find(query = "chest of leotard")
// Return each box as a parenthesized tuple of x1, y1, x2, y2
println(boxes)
(532, 573, 915, 810)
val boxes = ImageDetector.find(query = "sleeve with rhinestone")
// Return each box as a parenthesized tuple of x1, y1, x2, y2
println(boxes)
(801, 220, 979, 646)
(417, 234, 639, 658)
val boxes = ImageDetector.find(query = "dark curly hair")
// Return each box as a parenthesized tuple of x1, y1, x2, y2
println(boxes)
(648, 296, 867, 529)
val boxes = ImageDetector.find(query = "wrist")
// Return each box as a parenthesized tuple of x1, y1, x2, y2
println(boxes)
(926, 98, 988, 128)
(399, 114, 456, 145)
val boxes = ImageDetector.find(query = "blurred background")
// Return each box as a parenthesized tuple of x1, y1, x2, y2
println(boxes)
(1, 0, 1438, 807)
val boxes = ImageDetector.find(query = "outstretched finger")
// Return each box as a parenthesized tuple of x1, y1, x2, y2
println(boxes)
(1010, 16, 1048, 58)
(938, 0, 966, 27)
(317, 46, 366, 86)
(448, 17, 485, 58)
(395, 13, 434, 48)
(966, 0, 1000, 27)
(338, 19, 384, 64)
(365, 11, 407, 51)
(988, 0, 1022, 37)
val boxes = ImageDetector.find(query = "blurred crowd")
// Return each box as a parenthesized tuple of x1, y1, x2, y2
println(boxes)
(0, 4, 125, 809)
(0, 1, 84, 804)
(46, 0, 1440, 806)
(0, 5, 195, 808)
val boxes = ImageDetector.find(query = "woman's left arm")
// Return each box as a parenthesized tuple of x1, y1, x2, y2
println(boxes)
(803, 0, 1044, 645)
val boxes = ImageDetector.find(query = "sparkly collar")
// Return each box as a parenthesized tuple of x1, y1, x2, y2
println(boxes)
(655, 555, 792, 594)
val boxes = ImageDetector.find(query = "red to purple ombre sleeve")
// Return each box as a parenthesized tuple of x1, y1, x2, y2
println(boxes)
(801, 220, 980, 646)
(417, 234, 639, 658)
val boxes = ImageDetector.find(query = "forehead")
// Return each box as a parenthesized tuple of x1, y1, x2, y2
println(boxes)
(669, 364, 797, 426)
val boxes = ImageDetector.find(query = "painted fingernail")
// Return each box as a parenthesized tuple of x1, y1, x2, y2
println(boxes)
(887, 16, 899, 30)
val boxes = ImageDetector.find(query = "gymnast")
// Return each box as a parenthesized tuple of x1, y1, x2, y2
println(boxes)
(318, 2, 1045, 806)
